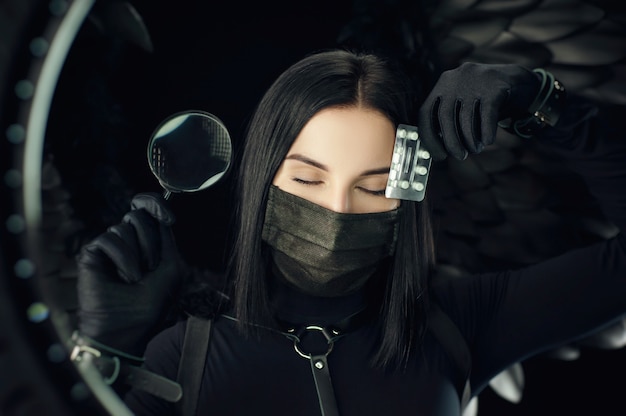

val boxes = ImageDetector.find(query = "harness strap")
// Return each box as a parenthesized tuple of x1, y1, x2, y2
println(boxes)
(310, 354, 340, 416)
(176, 316, 212, 416)
(177, 305, 472, 415)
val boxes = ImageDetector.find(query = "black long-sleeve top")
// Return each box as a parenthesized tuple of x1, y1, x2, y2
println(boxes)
(125, 98, 626, 415)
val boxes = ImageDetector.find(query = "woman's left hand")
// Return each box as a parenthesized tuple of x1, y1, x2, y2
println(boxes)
(418, 62, 540, 161)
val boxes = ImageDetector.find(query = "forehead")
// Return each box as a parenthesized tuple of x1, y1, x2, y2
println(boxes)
(287, 107, 395, 162)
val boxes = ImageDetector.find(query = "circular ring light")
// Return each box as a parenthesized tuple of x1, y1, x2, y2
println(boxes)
(0, 1, 131, 414)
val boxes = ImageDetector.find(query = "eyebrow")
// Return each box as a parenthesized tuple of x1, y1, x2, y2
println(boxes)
(285, 153, 390, 176)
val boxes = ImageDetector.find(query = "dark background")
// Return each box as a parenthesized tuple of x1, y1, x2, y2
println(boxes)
(2, 0, 626, 414)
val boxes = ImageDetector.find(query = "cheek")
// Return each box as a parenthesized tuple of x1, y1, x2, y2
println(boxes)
(272, 164, 287, 186)
(352, 196, 400, 213)
(272, 165, 293, 193)
(388, 198, 401, 210)
(272, 167, 293, 193)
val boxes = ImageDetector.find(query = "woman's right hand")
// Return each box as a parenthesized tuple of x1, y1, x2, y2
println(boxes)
(76, 192, 185, 358)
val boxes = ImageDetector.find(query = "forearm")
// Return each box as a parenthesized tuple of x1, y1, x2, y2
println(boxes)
(537, 96, 626, 232)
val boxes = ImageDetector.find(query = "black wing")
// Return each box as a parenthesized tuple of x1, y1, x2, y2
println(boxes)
(338, 0, 626, 414)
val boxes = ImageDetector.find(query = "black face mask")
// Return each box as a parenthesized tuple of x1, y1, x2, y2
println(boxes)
(261, 185, 401, 297)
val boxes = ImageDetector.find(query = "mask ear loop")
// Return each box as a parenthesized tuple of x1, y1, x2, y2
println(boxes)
(385, 124, 432, 202)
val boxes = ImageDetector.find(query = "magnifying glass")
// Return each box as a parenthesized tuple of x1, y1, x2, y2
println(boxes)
(147, 110, 232, 199)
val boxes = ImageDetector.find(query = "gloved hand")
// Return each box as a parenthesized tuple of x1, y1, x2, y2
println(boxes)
(76, 192, 186, 358)
(418, 62, 541, 161)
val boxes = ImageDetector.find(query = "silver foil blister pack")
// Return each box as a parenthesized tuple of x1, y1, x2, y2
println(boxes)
(385, 124, 431, 202)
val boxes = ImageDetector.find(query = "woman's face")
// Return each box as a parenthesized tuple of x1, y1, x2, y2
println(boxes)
(273, 106, 400, 214)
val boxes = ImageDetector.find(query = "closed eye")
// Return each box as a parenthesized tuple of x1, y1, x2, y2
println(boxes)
(292, 177, 322, 186)
(358, 187, 386, 196)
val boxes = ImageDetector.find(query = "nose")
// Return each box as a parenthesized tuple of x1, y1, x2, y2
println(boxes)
(327, 188, 352, 213)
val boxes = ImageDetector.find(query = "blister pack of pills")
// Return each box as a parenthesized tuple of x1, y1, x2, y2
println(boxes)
(385, 124, 431, 202)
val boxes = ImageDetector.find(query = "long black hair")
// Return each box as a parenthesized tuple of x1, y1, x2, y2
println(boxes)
(227, 49, 435, 369)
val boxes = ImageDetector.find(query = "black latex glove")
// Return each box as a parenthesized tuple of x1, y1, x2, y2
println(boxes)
(418, 62, 541, 161)
(76, 192, 185, 358)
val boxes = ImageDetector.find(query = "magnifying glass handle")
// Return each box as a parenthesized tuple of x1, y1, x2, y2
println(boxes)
(163, 190, 172, 200)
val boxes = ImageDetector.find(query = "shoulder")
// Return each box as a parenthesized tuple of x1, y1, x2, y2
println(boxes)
(177, 268, 230, 318)
(144, 320, 189, 369)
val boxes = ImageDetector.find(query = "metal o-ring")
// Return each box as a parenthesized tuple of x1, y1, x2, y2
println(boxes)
(293, 325, 334, 359)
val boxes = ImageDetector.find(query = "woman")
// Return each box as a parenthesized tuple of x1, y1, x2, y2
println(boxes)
(75, 49, 626, 415)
